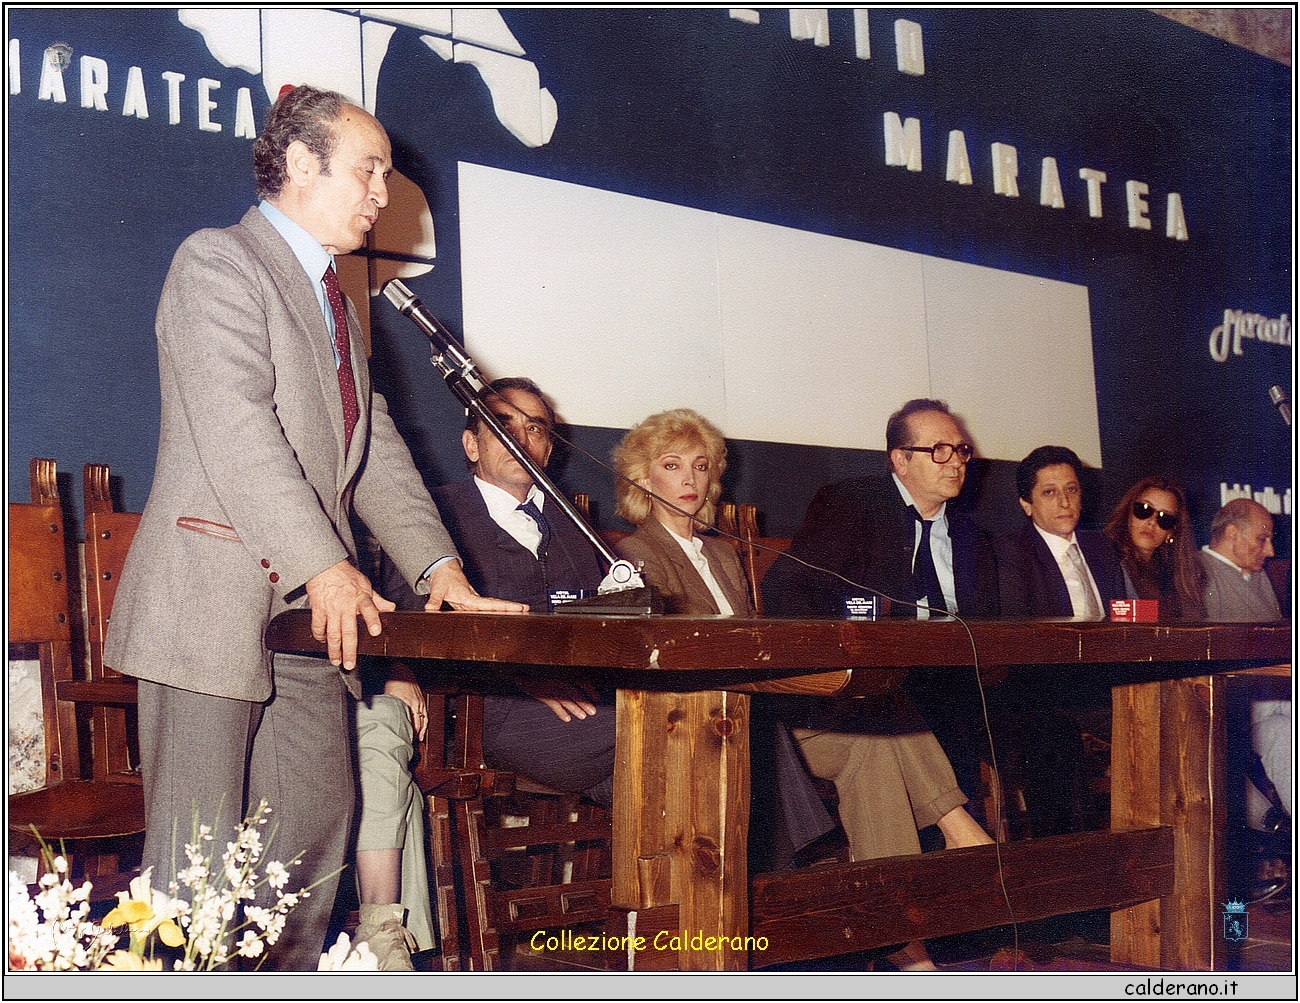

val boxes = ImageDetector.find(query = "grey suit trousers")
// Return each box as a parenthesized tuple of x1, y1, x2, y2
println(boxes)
(137, 653, 352, 971)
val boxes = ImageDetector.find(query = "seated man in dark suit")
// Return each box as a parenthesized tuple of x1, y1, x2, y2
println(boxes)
(355, 377, 609, 968)
(992, 445, 1126, 835)
(762, 398, 999, 621)
(761, 398, 1000, 845)
(994, 445, 1125, 619)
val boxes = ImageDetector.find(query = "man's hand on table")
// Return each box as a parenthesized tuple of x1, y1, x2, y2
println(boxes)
(422, 560, 529, 613)
(306, 558, 395, 670)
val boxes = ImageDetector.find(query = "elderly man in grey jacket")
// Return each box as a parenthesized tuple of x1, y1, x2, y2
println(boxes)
(104, 85, 520, 969)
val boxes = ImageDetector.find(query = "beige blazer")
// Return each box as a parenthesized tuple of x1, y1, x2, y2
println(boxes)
(616, 516, 754, 616)
(104, 208, 455, 702)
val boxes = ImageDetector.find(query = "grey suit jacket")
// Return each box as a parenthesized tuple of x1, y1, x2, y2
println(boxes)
(616, 517, 752, 615)
(104, 207, 456, 702)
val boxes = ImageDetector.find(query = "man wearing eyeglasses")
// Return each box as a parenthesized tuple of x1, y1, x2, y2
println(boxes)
(353, 377, 612, 967)
(761, 398, 1000, 862)
(763, 398, 999, 621)
(993, 445, 1125, 619)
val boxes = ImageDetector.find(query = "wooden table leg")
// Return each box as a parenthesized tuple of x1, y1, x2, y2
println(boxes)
(613, 689, 751, 971)
(1111, 675, 1227, 970)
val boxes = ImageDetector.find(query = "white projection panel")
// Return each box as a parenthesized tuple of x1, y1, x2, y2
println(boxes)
(922, 258, 1101, 466)
(715, 216, 930, 448)
(458, 162, 1100, 461)
(458, 165, 728, 429)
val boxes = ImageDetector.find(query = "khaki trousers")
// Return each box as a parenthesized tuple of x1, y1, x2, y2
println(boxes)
(792, 696, 966, 861)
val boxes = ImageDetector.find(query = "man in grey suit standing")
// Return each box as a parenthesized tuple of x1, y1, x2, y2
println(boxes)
(104, 85, 520, 969)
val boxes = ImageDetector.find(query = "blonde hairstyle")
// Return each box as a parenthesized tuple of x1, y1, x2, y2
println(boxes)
(613, 409, 727, 527)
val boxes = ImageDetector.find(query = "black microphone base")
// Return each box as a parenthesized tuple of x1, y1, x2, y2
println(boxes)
(557, 586, 663, 615)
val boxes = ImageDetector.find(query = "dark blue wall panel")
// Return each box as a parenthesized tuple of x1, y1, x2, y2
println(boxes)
(7, 9, 1291, 546)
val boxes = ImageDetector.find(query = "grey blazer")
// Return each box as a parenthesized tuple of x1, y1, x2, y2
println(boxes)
(104, 207, 455, 702)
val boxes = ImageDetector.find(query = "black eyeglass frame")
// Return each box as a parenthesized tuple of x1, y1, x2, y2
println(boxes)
(1132, 501, 1179, 531)
(903, 442, 974, 464)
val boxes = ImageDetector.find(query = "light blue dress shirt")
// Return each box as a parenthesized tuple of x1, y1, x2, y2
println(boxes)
(891, 473, 957, 617)
(259, 199, 342, 367)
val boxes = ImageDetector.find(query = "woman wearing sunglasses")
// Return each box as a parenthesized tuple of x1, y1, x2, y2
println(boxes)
(1102, 476, 1207, 619)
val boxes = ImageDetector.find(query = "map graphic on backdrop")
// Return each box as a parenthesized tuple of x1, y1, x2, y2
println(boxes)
(180, 8, 557, 147)
(183, 8, 1103, 462)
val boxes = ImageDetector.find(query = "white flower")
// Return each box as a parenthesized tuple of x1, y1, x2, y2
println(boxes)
(235, 930, 264, 959)
(244, 905, 273, 929)
(264, 860, 290, 890)
(318, 933, 379, 971)
(9, 865, 118, 971)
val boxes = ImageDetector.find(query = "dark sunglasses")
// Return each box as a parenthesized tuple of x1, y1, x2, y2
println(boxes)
(1132, 501, 1179, 531)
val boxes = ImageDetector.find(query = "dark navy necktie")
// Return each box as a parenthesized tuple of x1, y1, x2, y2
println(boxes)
(910, 506, 949, 614)
(517, 499, 552, 560)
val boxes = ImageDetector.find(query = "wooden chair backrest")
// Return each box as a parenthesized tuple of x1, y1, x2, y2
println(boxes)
(82, 464, 140, 781)
(717, 502, 739, 539)
(733, 503, 793, 616)
(8, 459, 77, 787)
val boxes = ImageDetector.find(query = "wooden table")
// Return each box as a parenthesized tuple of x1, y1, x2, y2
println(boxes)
(265, 612, 1289, 971)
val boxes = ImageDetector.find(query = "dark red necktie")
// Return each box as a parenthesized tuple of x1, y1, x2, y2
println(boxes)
(322, 264, 359, 451)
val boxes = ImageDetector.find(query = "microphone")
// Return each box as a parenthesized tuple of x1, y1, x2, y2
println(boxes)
(1268, 385, 1291, 427)
(381, 279, 651, 602)
(382, 279, 486, 394)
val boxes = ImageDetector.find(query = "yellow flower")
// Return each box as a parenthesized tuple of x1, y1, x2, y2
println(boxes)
(101, 868, 185, 948)
(102, 899, 151, 927)
(100, 950, 165, 971)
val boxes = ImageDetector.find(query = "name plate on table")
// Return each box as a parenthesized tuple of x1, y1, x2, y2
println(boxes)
(842, 596, 882, 620)
(549, 589, 589, 607)
(1110, 598, 1159, 622)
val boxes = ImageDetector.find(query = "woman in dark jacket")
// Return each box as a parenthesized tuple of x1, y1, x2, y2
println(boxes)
(1103, 476, 1206, 619)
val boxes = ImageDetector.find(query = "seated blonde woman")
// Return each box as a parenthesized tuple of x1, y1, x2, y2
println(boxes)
(613, 409, 991, 971)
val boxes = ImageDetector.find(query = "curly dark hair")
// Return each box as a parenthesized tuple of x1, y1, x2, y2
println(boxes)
(252, 85, 347, 201)
(1015, 445, 1084, 502)
(1103, 476, 1206, 619)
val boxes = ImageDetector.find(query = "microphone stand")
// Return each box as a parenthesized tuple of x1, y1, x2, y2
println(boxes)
(382, 279, 657, 612)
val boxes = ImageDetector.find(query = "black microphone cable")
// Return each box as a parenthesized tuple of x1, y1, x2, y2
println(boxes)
(468, 382, 1022, 964)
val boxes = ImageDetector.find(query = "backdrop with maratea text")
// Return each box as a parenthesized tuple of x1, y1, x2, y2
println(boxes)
(7, 9, 1291, 547)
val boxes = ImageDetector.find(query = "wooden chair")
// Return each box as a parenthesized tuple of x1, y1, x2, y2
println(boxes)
(82, 463, 142, 782)
(413, 686, 517, 971)
(420, 688, 613, 970)
(9, 460, 145, 889)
